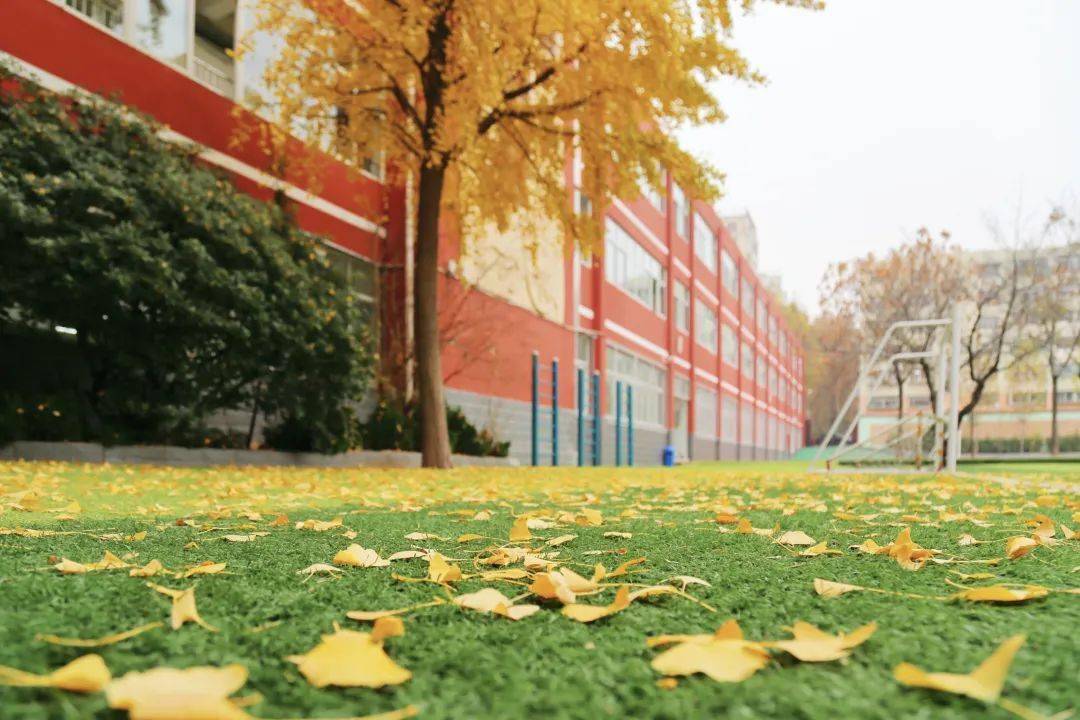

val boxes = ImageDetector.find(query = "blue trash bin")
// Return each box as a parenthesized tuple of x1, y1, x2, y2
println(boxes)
(662, 445, 676, 467)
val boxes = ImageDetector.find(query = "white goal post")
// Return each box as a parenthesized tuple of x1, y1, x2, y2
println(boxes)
(813, 305, 962, 473)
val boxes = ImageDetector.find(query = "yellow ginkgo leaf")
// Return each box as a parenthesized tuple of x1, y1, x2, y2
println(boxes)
(575, 509, 604, 526)
(404, 531, 443, 541)
(288, 628, 411, 688)
(453, 588, 540, 620)
(0, 654, 110, 693)
(777, 530, 816, 546)
(604, 531, 633, 539)
(546, 534, 577, 547)
(457, 533, 486, 543)
(36, 622, 164, 648)
(147, 584, 217, 632)
(768, 621, 877, 662)
(107, 664, 250, 719)
(347, 598, 444, 622)
(386, 550, 428, 562)
(333, 544, 390, 568)
(650, 619, 771, 683)
(813, 578, 864, 598)
(1005, 536, 1038, 560)
(295, 517, 343, 531)
(562, 586, 632, 623)
(428, 552, 463, 583)
(509, 515, 532, 541)
(894, 635, 1026, 703)
(798, 541, 843, 557)
(181, 561, 227, 578)
(951, 585, 1049, 604)
(130, 559, 165, 578)
(529, 571, 578, 604)
(297, 563, 343, 580)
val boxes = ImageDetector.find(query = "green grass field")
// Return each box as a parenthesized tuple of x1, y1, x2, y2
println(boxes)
(0, 461, 1077, 719)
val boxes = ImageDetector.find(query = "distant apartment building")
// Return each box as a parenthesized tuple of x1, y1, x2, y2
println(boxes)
(858, 244, 1080, 451)
(1, 0, 807, 464)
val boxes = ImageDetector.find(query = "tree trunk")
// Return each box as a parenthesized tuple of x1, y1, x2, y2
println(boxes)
(413, 164, 452, 468)
(1050, 374, 1059, 455)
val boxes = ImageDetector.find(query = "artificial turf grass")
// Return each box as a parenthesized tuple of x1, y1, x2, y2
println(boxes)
(0, 462, 1077, 720)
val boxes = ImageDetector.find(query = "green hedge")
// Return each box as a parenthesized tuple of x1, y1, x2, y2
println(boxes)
(960, 435, 1080, 454)
(0, 66, 372, 452)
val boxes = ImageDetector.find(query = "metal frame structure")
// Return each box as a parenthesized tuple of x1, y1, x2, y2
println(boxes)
(813, 306, 962, 472)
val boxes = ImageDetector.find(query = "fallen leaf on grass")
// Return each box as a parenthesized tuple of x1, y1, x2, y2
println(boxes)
(814, 578, 864, 597)
(404, 532, 444, 541)
(36, 622, 164, 648)
(452, 588, 539, 620)
(457, 533, 486, 543)
(562, 586, 632, 622)
(333, 545, 390, 568)
(386, 550, 428, 562)
(222, 533, 268, 543)
(546, 534, 577, 547)
(604, 531, 632, 539)
(130, 559, 165, 578)
(295, 518, 343, 532)
(53, 550, 130, 574)
(147, 584, 217, 631)
(1005, 536, 1038, 560)
(509, 515, 532, 541)
(951, 585, 1050, 604)
(776, 530, 816, 546)
(767, 621, 877, 662)
(0, 654, 110, 693)
(798, 541, 843, 557)
(428, 552, 463, 583)
(107, 664, 249, 719)
(894, 635, 1024, 703)
(288, 625, 411, 688)
(650, 619, 770, 683)
(181, 561, 227, 578)
(347, 599, 445, 622)
(297, 563, 343, 580)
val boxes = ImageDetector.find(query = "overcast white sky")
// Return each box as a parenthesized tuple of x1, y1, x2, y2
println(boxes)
(679, 0, 1080, 315)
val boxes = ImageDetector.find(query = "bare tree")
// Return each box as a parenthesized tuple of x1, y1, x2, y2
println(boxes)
(1026, 207, 1080, 454)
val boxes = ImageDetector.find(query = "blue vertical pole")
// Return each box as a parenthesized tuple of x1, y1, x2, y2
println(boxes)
(615, 381, 623, 467)
(592, 371, 601, 465)
(627, 385, 634, 466)
(551, 358, 559, 466)
(530, 351, 539, 467)
(577, 368, 585, 467)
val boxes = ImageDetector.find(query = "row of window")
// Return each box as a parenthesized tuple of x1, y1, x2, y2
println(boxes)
(596, 343, 803, 435)
(605, 218, 801, 373)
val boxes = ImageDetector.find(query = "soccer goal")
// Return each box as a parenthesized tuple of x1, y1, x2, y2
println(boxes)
(812, 306, 962, 473)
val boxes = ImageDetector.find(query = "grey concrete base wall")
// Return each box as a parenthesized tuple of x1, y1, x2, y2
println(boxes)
(692, 436, 718, 462)
(0, 441, 517, 469)
(720, 442, 739, 460)
(446, 387, 675, 466)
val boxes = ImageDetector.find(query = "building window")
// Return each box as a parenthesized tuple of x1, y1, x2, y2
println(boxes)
(134, 0, 191, 67)
(756, 354, 767, 388)
(65, 0, 122, 30)
(757, 298, 767, 331)
(606, 345, 666, 426)
(604, 218, 666, 316)
(721, 395, 737, 444)
(779, 332, 787, 357)
(756, 410, 766, 450)
(193, 0, 237, 97)
(639, 173, 666, 215)
(742, 343, 754, 380)
(722, 324, 738, 367)
(673, 185, 690, 239)
(768, 316, 777, 346)
(741, 277, 754, 318)
(695, 386, 717, 438)
(769, 367, 778, 397)
(695, 299, 718, 353)
(324, 246, 378, 347)
(721, 250, 738, 298)
(694, 212, 717, 272)
(741, 402, 753, 445)
(674, 281, 690, 333)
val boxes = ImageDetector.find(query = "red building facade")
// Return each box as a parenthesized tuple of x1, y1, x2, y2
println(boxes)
(1, 0, 806, 464)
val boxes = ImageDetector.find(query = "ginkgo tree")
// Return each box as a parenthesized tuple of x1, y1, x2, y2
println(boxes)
(248, 0, 816, 466)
